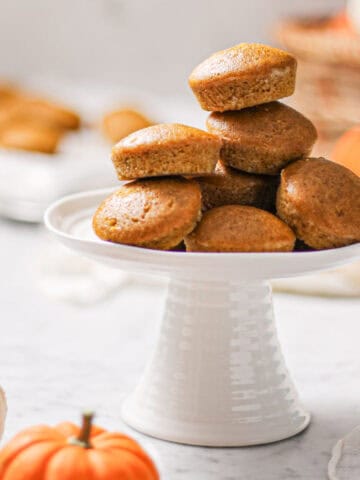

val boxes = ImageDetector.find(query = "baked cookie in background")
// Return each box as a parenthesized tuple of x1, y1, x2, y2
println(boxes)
(0, 97, 22, 131)
(189, 43, 297, 112)
(185, 205, 296, 252)
(93, 177, 202, 250)
(111, 123, 221, 180)
(206, 102, 317, 175)
(0, 84, 18, 103)
(0, 121, 63, 154)
(197, 161, 278, 211)
(102, 109, 152, 143)
(277, 157, 360, 249)
(0, 83, 81, 155)
(12, 97, 81, 131)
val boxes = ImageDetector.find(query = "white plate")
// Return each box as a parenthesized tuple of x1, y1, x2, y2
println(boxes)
(0, 130, 115, 222)
(45, 187, 360, 282)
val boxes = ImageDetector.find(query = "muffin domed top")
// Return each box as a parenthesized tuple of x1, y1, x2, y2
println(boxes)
(189, 43, 296, 84)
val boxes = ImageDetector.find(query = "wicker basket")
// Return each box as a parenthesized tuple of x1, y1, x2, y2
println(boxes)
(276, 14, 360, 138)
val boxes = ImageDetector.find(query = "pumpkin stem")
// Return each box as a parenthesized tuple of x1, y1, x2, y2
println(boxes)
(78, 411, 94, 447)
(69, 411, 94, 449)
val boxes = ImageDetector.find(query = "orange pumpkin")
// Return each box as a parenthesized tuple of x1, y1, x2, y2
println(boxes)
(0, 412, 159, 480)
(332, 126, 360, 177)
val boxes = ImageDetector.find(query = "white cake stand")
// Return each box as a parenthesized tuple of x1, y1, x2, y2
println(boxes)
(45, 188, 360, 447)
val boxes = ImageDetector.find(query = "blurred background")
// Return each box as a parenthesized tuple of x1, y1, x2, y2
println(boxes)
(1, 0, 358, 220)
(0, 0, 343, 96)
(0, 0, 358, 291)
(0, 2, 359, 478)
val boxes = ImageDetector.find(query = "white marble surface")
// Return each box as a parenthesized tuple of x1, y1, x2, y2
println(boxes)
(1, 218, 360, 479)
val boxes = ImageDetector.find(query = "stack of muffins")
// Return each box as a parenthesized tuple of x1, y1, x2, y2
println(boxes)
(93, 43, 360, 252)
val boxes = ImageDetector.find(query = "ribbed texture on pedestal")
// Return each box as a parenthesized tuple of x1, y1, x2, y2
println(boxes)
(123, 280, 310, 446)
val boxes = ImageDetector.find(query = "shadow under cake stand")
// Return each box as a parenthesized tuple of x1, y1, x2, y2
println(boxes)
(45, 188, 360, 447)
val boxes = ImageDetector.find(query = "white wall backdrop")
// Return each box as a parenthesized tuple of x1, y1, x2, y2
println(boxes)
(0, 0, 344, 95)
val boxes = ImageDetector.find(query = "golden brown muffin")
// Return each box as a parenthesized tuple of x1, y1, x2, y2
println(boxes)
(206, 102, 317, 175)
(0, 121, 63, 154)
(189, 43, 297, 112)
(277, 157, 360, 249)
(197, 161, 278, 211)
(93, 177, 202, 250)
(102, 109, 152, 143)
(111, 123, 221, 180)
(11, 97, 81, 131)
(185, 205, 296, 252)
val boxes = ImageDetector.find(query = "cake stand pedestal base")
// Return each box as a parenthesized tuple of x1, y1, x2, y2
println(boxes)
(122, 279, 310, 446)
(45, 189, 360, 446)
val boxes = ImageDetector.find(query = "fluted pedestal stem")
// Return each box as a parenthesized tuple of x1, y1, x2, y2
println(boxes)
(122, 279, 310, 446)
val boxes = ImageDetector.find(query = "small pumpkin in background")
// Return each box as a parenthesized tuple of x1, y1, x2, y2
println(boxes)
(0, 412, 159, 480)
(0, 387, 6, 442)
(332, 126, 360, 177)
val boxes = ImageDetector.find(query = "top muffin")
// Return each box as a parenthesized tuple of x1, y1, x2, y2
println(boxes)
(189, 43, 297, 112)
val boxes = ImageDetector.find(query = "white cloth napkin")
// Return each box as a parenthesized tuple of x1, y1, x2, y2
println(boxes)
(35, 240, 167, 305)
(272, 261, 360, 298)
(36, 239, 360, 305)
(35, 242, 130, 305)
(329, 425, 360, 480)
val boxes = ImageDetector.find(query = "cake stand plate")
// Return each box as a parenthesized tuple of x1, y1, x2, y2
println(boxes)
(45, 188, 360, 447)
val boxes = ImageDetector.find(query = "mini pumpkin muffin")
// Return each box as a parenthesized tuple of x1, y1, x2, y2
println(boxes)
(189, 43, 297, 112)
(277, 157, 360, 249)
(185, 205, 296, 252)
(102, 108, 152, 143)
(206, 102, 317, 175)
(111, 123, 221, 180)
(0, 121, 63, 154)
(197, 161, 277, 211)
(93, 177, 202, 250)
